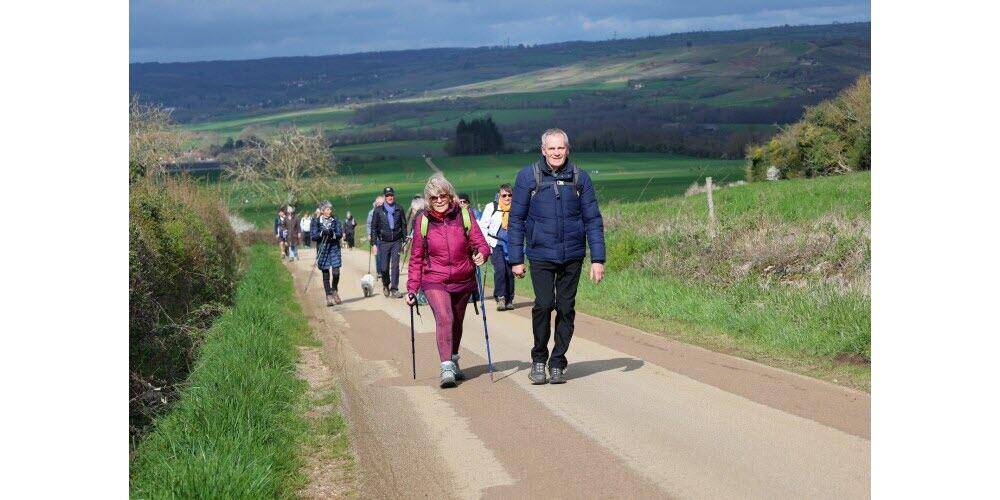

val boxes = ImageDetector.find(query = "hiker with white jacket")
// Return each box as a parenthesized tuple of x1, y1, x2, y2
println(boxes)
(478, 183, 516, 311)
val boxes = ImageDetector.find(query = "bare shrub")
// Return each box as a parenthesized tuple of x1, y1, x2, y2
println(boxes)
(226, 127, 358, 208)
(129, 96, 187, 180)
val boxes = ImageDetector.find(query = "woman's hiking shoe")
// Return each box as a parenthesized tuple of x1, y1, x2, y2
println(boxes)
(505, 300, 515, 310)
(529, 362, 548, 384)
(332, 291, 342, 305)
(451, 354, 466, 380)
(326, 294, 335, 307)
(549, 366, 566, 384)
(496, 297, 506, 311)
(440, 361, 458, 388)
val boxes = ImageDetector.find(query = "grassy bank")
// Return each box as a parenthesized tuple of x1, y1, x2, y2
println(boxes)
(130, 245, 351, 498)
(482, 172, 871, 389)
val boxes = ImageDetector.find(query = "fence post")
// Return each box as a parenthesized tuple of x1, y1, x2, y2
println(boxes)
(706, 177, 716, 239)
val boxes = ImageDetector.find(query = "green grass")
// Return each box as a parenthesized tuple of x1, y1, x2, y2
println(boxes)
(186, 107, 354, 135)
(333, 140, 447, 158)
(130, 245, 341, 498)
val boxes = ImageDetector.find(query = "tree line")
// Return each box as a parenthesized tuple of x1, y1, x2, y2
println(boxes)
(445, 117, 505, 155)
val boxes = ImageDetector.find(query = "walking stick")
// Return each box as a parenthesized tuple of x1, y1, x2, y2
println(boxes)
(303, 232, 329, 294)
(408, 298, 421, 380)
(475, 266, 495, 382)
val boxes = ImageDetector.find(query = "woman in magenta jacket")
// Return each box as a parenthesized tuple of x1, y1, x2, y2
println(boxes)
(406, 174, 490, 388)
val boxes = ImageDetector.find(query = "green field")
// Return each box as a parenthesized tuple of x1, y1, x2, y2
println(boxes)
(212, 152, 744, 230)
(185, 107, 556, 143)
(333, 140, 448, 158)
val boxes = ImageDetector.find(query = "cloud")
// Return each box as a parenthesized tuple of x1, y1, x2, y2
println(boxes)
(129, 0, 870, 63)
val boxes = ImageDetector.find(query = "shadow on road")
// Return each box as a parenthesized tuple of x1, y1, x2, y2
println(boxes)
(461, 357, 644, 382)
(463, 360, 532, 382)
(565, 358, 644, 380)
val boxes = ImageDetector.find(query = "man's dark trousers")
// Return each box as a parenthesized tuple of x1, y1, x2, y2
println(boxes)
(529, 259, 583, 370)
(377, 239, 403, 291)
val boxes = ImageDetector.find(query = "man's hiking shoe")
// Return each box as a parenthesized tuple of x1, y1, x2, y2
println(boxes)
(505, 300, 515, 310)
(332, 291, 342, 305)
(326, 294, 335, 307)
(549, 366, 566, 384)
(496, 297, 506, 311)
(451, 354, 466, 380)
(529, 362, 548, 385)
(382, 285, 390, 297)
(440, 361, 458, 388)
(390, 290, 404, 299)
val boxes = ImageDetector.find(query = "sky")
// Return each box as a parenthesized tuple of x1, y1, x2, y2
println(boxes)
(129, 0, 870, 63)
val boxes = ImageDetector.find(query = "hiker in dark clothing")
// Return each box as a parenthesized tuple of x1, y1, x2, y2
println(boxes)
(508, 128, 606, 385)
(370, 187, 407, 298)
(284, 206, 300, 261)
(343, 211, 357, 248)
(275, 209, 287, 258)
(311, 201, 344, 306)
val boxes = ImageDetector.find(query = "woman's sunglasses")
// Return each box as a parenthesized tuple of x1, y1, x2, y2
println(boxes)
(429, 194, 451, 202)
(499, 193, 512, 198)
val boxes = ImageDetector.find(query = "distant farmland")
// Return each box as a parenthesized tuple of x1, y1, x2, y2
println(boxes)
(211, 152, 744, 229)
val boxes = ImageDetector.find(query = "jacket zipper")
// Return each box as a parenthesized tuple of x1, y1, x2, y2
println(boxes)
(555, 170, 565, 260)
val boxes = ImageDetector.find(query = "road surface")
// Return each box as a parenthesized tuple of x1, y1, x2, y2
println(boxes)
(288, 245, 870, 499)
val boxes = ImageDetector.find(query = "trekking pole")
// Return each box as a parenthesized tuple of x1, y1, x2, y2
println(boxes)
(303, 233, 329, 294)
(408, 297, 420, 380)
(474, 266, 495, 382)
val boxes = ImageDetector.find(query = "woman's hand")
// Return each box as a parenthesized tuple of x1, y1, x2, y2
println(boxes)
(472, 251, 485, 266)
(406, 293, 416, 306)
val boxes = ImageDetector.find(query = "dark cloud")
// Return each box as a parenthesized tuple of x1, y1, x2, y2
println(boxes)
(129, 0, 870, 63)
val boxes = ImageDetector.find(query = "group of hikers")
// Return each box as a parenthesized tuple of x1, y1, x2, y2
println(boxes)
(293, 128, 606, 388)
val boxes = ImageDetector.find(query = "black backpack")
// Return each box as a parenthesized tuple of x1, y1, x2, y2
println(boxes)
(531, 162, 580, 199)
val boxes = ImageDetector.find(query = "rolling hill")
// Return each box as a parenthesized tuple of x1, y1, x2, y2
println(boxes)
(131, 22, 869, 123)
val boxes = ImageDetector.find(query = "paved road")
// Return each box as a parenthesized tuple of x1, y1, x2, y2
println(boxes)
(288, 246, 870, 499)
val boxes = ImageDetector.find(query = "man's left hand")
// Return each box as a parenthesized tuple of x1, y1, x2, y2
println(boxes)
(589, 263, 605, 284)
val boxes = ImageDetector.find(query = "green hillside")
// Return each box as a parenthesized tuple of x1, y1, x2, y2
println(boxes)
(132, 22, 870, 122)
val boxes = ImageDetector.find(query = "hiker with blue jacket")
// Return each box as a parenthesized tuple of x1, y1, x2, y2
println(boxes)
(508, 128, 606, 385)
(311, 201, 344, 307)
(370, 187, 407, 298)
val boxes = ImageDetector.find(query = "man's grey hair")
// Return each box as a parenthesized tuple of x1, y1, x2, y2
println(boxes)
(540, 128, 570, 148)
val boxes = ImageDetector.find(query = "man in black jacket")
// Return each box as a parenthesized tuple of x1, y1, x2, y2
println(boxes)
(370, 186, 407, 298)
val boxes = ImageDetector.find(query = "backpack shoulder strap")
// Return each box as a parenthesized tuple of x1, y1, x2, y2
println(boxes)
(461, 207, 471, 237)
(530, 163, 543, 197)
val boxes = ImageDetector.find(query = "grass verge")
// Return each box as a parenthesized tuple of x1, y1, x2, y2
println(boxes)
(130, 244, 353, 498)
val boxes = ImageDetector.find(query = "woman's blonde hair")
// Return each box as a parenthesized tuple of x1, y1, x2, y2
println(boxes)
(423, 173, 457, 203)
